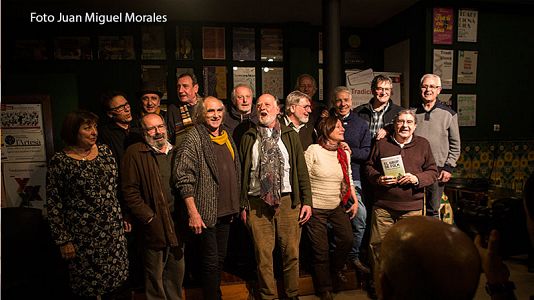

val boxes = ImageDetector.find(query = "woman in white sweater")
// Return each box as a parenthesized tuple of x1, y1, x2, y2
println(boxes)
(304, 114, 358, 300)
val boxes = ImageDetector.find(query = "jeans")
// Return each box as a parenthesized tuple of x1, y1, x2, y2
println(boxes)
(426, 181, 445, 218)
(198, 216, 232, 300)
(144, 246, 185, 300)
(347, 180, 367, 260)
(306, 206, 353, 292)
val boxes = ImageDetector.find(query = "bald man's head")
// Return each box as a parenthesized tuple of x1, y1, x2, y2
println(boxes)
(376, 216, 481, 300)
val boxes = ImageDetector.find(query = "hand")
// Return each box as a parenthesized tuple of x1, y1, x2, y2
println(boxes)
(346, 203, 358, 219)
(123, 220, 132, 233)
(475, 230, 510, 284)
(376, 128, 387, 140)
(60, 242, 76, 260)
(299, 205, 312, 225)
(240, 209, 247, 224)
(397, 173, 418, 186)
(378, 175, 397, 186)
(320, 109, 329, 118)
(339, 142, 352, 155)
(438, 170, 452, 183)
(189, 212, 207, 235)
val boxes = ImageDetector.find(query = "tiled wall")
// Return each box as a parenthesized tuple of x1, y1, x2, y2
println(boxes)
(453, 140, 534, 193)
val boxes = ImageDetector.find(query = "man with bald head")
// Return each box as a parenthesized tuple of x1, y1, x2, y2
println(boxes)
(175, 96, 241, 299)
(240, 93, 312, 299)
(376, 216, 481, 300)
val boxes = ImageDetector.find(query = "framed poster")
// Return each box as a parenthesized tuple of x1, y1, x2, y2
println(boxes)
(202, 27, 226, 60)
(433, 8, 454, 45)
(98, 36, 135, 60)
(262, 67, 284, 100)
(261, 28, 283, 61)
(176, 25, 194, 60)
(141, 25, 166, 60)
(233, 27, 255, 61)
(233, 67, 256, 97)
(203, 66, 227, 99)
(141, 65, 168, 100)
(54, 37, 92, 60)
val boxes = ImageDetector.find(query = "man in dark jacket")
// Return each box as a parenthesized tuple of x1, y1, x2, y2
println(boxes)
(122, 113, 184, 300)
(355, 75, 402, 141)
(223, 83, 258, 146)
(240, 93, 312, 300)
(365, 109, 437, 268)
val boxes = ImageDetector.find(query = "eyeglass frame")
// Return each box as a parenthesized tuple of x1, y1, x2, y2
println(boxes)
(108, 102, 131, 113)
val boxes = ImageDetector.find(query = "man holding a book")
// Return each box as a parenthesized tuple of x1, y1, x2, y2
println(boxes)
(365, 109, 438, 266)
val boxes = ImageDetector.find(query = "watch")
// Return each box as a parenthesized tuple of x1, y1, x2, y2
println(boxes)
(485, 281, 516, 296)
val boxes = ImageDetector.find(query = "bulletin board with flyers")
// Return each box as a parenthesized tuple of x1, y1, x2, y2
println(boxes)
(1, 95, 54, 210)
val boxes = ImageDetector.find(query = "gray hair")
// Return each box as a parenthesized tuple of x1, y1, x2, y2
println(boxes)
(394, 109, 417, 124)
(420, 74, 442, 87)
(371, 74, 393, 90)
(285, 90, 311, 114)
(194, 96, 225, 124)
(231, 83, 253, 103)
(331, 86, 351, 106)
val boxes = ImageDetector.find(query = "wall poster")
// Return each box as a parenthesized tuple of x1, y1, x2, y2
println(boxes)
(457, 50, 478, 84)
(1, 96, 54, 210)
(457, 94, 476, 126)
(433, 49, 454, 89)
(262, 67, 284, 100)
(202, 27, 226, 60)
(233, 27, 255, 61)
(458, 9, 478, 42)
(433, 8, 454, 45)
(233, 67, 256, 97)
(141, 25, 166, 60)
(203, 66, 227, 99)
(176, 26, 194, 60)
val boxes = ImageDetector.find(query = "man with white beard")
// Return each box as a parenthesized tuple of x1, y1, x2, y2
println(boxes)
(239, 93, 312, 300)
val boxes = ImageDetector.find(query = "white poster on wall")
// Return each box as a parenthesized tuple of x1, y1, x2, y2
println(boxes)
(457, 94, 476, 126)
(233, 67, 256, 97)
(345, 68, 402, 108)
(433, 49, 454, 89)
(457, 50, 478, 84)
(2, 162, 47, 209)
(458, 9, 478, 42)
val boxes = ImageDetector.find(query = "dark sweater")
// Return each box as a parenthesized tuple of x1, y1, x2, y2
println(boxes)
(339, 110, 372, 181)
(365, 135, 438, 211)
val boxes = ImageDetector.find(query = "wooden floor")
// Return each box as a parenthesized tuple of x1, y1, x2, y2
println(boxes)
(134, 269, 362, 299)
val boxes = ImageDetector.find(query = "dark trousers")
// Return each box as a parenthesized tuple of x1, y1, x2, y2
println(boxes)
(306, 206, 353, 292)
(198, 216, 232, 300)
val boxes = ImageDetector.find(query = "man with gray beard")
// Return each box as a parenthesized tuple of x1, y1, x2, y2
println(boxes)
(122, 113, 184, 300)
(283, 90, 316, 150)
(240, 93, 312, 299)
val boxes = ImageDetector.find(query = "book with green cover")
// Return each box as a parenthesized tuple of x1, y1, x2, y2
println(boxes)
(380, 155, 405, 179)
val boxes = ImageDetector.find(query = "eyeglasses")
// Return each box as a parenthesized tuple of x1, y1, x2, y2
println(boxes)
(145, 124, 166, 134)
(421, 85, 440, 90)
(396, 119, 415, 125)
(294, 104, 312, 111)
(109, 102, 130, 113)
(375, 87, 391, 92)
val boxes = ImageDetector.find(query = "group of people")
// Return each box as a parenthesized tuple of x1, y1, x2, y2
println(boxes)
(46, 71, 514, 300)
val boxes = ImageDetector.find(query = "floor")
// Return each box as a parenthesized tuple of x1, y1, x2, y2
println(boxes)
(300, 255, 534, 300)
